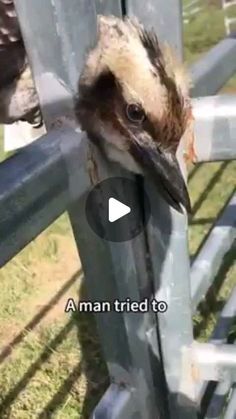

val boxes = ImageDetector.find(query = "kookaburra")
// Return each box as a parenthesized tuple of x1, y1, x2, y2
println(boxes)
(0, 0, 41, 125)
(75, 15, 193, 213)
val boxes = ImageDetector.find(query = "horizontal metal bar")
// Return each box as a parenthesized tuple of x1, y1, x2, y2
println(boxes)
(0, 127, 89, 267)
(190, 194, 236, 312)
(183, 0, 199, 10)
(191, 38, 236, 97)
(196, 286, 236, 407)
(192, 95, 236, 162)
(204, 325, 236, 418)
(224, 386, 236, 419)
(204, 341, 236, 419)
(183, 6, 202, 17)
(91, 384, 139, 419)
(223, 0, 236, 9)
(210, 286, 236, 345)
(192, 342, 236, 382)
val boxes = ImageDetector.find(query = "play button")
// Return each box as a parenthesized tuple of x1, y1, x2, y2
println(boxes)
(108, 198, 131, 222)
(85, 177, 151, 242)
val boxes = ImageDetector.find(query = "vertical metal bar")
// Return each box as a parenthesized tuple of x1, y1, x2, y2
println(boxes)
(69, 152, 168, 418)
(14, 0, 97, 127)
(192, 343, 236, 382)
(125, 1, 197, 417)
(191, 194, 236, 312)
(196, 286, 236, 407)
(196, 288, 236, 417)
(204, 378, 232, 419)
(125, 0, 184, 59)
(145, 185, 197, 419)
(14, 1, 167, 417)
(94, 0, 122, 16)
(223, 387, 236, 419)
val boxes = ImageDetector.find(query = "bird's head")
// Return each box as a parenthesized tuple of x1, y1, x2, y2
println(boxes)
(75, 15, 192, 213)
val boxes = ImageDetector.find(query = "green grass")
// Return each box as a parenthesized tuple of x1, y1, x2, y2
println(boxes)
(0, 3, 235, 418)
(183, 2, 226, 62)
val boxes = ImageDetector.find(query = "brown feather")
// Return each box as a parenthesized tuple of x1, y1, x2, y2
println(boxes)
(0, 0, 42, 125)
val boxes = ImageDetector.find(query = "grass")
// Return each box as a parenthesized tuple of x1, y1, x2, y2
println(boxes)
(0, 2, 235, 418)
(183, 1, 226, 62)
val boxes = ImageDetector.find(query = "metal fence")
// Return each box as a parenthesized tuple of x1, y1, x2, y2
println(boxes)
(0, 0, 236, 418)
(222, 0, 236, 35)
(183, 0, 236, 37)
(183, 0, 202, 24)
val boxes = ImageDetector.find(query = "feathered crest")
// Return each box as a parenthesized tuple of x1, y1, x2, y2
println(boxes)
(138, 27, 164, 70)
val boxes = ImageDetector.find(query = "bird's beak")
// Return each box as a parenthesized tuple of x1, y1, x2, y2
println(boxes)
(130, 142, 191, 213)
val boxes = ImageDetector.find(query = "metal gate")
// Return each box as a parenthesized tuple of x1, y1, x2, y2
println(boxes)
(0, 1, 235, 418)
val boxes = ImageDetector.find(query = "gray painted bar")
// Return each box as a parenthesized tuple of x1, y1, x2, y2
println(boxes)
(0, 128, 89, 267)
(191, 38, 236, 97)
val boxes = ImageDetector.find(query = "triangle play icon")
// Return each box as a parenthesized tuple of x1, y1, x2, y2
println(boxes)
(108, 197, 131, 223)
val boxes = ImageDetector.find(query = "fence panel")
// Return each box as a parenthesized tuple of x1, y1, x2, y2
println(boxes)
(14, 1, 168, 417)
(2, 1, 236, 417)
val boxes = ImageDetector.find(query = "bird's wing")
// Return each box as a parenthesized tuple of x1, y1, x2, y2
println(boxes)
(0, 0, 42, 125)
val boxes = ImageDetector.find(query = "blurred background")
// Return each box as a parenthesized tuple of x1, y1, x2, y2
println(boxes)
(0, 1, 235, 417)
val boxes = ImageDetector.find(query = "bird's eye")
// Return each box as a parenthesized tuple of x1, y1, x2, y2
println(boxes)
(126, 104, 145, 123)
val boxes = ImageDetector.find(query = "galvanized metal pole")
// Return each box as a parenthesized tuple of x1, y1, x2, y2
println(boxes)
(196, 285, 236, 409)
(192, 343, 236, 382)
(191, 194, 236, 312)
(126, 1, 198, 418)
(126, 0, 183, 59)
(191, 38, 236, 97)
(221, 386, 236, 419)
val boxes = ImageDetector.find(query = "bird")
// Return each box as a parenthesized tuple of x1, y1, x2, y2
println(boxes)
(0, 0, 42, 126)
(75, 15, 194, 214)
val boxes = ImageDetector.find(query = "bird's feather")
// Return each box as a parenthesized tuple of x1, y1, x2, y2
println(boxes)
(0, 0, 42, 125)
